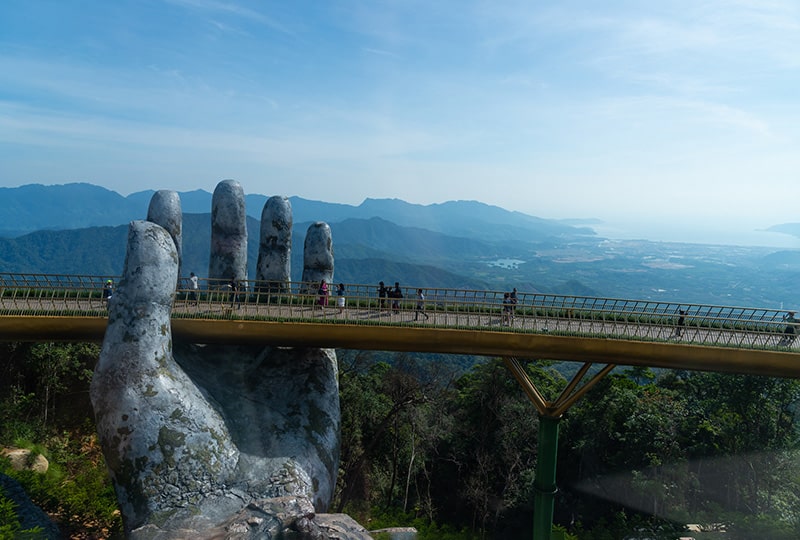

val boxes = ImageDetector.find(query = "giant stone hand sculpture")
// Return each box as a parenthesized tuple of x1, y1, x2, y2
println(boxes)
(90, 181, 369, 539)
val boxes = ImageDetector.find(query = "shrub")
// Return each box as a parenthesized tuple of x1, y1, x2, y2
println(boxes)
(0, 433, 122, 538)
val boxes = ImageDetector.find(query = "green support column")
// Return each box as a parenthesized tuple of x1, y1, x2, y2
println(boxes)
(533, 414, 560, 539)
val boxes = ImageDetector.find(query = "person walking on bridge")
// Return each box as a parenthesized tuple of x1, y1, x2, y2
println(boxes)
(378, 281, 388, 313)
(102, 279, 113, 306)
(391, 282, 403, 314)
(188, 272, 199, 305)
(317, 280, 329, 309)
(502, 292, 513, 326)
(779, 311, 798, 346)
(671, 309, 686, 339)
(336, 283, 345, 313)
(228, 278, 241, 309)
(415, 288, 429, 321)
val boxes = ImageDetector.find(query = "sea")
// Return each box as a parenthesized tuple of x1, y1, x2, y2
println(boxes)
(590, 220, 800, 250)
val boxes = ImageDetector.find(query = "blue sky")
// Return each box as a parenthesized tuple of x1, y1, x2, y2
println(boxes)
(1, 1, 798, 245)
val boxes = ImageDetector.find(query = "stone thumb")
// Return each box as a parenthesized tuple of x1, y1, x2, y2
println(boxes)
(91, 220, 178, 426)
(91, 220, 238, 531)
(111, 220, 178, 318)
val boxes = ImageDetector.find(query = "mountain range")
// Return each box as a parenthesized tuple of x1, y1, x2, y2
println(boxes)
(0, 183, 592, 288)
(1, 183, 799, 308)
(0, 182, 591, 242)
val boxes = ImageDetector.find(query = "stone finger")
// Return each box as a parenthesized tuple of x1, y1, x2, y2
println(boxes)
(146, 189, 183, 276)
(301, 221, 334, 289)
(256, 195, 292, 293)
(208, 179, 248, 283)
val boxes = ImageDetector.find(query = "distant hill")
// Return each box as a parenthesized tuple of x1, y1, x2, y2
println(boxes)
(322, 198, 594, 243)
(0, 225, 128, 275)
(767, 223, 800, 239)
(0, 213, 491, 289)
(0, 183, 593, 245)
(0, 183, 141, 234)
(326, 217, 496, 262)
(0, 182, 592, 290)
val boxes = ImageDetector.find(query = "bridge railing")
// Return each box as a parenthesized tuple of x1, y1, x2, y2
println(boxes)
(1, 273, 797, 351)
(0, 273, 117, 315)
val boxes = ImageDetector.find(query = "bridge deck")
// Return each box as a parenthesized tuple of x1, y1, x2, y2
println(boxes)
(2, 273, 799, 378)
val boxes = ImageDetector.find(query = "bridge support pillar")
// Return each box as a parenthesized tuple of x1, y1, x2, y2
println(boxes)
(533, 414, 560, 540)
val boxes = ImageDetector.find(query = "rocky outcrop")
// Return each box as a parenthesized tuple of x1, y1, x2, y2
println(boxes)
(90, 181, 356, 538)
(1, 447, 49, 474)
(131, 496, 373, 540)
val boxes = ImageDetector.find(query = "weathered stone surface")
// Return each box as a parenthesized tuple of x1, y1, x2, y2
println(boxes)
(256, 195, 292, 291)
(209, 179, 248, 282)
(301, 222, 334, 290)
(129, 497, 373, 539)
(91, 185, 348, 538)
(171, 342, 340, 511)
(146, 190, 182, 275)
(91, 221, 241, 533)
(314, 514, 373, 539)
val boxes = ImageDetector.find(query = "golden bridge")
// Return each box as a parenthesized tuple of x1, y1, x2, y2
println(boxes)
(3, 272, 798, 538)
(4, 271, 799, 417)
(2, 272, 798, 376)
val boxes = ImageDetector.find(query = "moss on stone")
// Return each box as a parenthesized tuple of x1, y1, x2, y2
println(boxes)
(169, 408, 188, 424)
(157, 427, 186, 467)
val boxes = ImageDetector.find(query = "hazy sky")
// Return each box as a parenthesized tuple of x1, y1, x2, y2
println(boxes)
(1, 1, 798, 243)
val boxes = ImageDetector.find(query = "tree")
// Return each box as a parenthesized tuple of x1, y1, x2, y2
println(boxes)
(560, 374, 689, 525)
(0, 342, 98, 442)
(335, 353, 435, 513)
(428, 359, 566, 535)
(677, 372, 800, 515)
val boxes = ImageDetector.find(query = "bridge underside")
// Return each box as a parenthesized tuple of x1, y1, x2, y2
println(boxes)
(3, 315, 800, 380)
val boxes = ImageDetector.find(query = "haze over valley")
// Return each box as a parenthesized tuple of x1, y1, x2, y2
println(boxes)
(1, 183, 798, 310)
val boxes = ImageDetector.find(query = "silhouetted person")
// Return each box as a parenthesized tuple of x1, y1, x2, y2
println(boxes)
(378, 281, 387, 312)
(779, 311, 798, 346)
(502, 292, 513, 326)
(392, 282, 403, 314)
(672, 309, 686, 338)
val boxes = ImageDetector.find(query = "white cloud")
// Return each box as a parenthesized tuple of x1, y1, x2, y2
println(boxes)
(164, 0, 294, 35)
